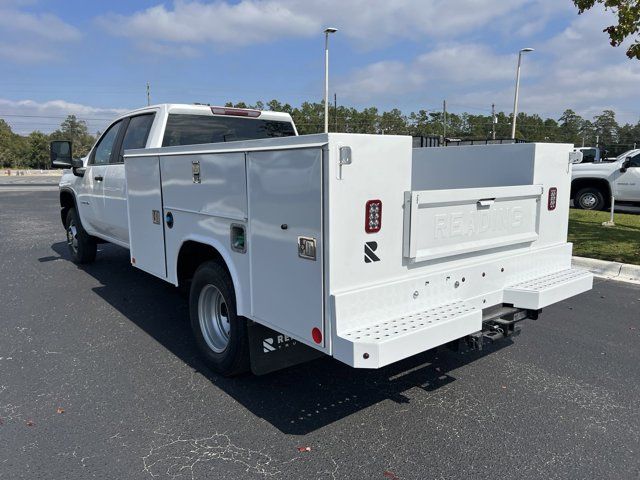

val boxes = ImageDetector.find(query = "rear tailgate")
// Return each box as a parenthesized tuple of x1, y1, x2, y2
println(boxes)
(403, 185, 542, 262)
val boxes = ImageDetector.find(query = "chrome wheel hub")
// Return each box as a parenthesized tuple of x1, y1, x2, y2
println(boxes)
(580, 193, 597, 209)
(198, 284, 231, 353)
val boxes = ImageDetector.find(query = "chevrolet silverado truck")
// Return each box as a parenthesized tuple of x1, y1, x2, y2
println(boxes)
(571, 148, 640, 210)
(51, 110, 592, 376)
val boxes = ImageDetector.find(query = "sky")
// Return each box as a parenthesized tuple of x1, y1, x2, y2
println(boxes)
(0, 0, 639, 134)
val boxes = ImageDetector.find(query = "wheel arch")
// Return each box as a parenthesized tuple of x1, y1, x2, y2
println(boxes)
(570, 177, 611, 200)
(174, 237, 246, 315)
(59, 188, 77, 227)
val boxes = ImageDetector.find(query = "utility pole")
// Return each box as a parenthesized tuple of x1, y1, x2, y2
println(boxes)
(491, 103, 496, 140)
(146, 82, 151, 106)
(334, 93, 337, 132)
(443, 99, 447, 139)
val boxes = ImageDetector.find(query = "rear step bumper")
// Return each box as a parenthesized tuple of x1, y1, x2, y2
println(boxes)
(333, 268, 593, 368)
(503, 268, 593, 309)
(333, 301, 481, 369)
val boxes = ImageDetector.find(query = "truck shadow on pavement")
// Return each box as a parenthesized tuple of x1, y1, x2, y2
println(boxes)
(48, 241, 513, 435)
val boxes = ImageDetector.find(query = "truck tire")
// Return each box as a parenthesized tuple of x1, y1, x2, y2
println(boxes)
(189, 260, 249, 376)
(575, 187, 605, 210)
(65, 207, 97, 264)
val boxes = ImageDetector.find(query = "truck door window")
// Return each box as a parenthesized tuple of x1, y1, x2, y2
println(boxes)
(162, 114, 296, 147)
(117, 113, 156, 163)
(628, 153, 640, 168)
(90, 120, 123, 165)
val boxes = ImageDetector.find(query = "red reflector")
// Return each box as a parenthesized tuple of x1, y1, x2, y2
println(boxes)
(548, 187, 557, 211)
(365, 199, 382, 233)
(312, 327, 322, 344)
(210, 106, 261, 118)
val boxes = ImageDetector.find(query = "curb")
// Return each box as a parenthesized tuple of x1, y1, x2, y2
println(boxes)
(572, 256, 640, 284)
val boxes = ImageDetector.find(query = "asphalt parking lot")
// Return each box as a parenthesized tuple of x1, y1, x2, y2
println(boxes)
(1, 187, 639, 480)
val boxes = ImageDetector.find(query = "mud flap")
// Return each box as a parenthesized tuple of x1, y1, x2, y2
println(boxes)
(247, 321, 324, 375)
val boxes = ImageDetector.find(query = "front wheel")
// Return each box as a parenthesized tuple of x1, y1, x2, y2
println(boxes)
(574, 187, 606, 210)
(189, 261, 249, 376)
(65, 207, 97, 264)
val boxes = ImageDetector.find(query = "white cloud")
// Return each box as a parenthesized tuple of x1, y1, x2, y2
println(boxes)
(0, 8, 80, 41)
(97, 0, 316, 50)
(0, 5, 81, 63)
(337, 5, 640, 124)
(339, 44, 520, 103)
(0, 98, 127, 134)
(97, 0, 532, 52)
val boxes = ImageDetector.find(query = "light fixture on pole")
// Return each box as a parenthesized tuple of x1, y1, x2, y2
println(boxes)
(324, 27, 338, 134)
(511, 47, 534, 139)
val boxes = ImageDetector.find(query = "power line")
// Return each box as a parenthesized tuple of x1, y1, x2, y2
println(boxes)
(0, 113, 114, 120)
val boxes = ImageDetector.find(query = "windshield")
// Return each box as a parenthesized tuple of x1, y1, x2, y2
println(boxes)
(162, 114, 296, 147)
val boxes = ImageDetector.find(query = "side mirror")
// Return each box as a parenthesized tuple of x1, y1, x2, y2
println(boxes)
(50, 140, 73, 168)
(620, 159, 630, 173)
(569, 151, 583, 164)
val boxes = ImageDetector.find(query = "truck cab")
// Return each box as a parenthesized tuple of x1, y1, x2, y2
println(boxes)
(571, 149, 640, 209)
(55, 103, 297, 252)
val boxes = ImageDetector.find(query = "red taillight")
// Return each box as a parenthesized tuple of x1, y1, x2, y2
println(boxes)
(548, 187, 557, 211)
(365, 200, 382, 233)
(311, 327, 322, 344)
(210, 106, 261, 117)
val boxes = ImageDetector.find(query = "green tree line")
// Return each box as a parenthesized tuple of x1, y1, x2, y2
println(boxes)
(2, 102, 640, 169)
(0, 115, 97, 169)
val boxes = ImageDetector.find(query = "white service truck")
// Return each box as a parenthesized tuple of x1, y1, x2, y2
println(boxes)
(51, 104, 593, 376)
(571, 148, 640, 210)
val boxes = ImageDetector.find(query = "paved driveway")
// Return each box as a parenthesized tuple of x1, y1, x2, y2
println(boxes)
(1, 188, 639, 479)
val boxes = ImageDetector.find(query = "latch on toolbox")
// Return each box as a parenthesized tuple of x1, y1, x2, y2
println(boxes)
(298, 236, 317, 261)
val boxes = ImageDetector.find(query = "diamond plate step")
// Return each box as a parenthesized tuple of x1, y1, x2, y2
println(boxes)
(333, 301, 482, 368)
(503, 268, 593, 309)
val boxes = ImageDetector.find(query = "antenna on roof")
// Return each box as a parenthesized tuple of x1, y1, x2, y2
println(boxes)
(146, 82, 150, 106)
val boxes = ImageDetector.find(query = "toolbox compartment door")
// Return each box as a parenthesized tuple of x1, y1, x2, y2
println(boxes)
(125, 155, 167, 279)
(404, 185, 542, 263)
(247, 148, 324, 346)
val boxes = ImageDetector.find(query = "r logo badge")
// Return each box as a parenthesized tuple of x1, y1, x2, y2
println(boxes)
(263, 337, 276, 353)
(364, 241, 380, 263)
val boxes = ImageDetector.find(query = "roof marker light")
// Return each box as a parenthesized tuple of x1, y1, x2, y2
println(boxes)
(210, 106, 261, 118)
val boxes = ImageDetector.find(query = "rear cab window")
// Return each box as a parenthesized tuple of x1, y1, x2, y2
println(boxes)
(162, 114, 296, 147)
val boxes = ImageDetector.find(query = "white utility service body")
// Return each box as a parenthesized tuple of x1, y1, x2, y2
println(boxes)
(124, 134, 592, 369)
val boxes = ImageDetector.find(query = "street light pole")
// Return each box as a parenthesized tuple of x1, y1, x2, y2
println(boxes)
(324, 27, 337, 133)
(511, 47, 534, 139)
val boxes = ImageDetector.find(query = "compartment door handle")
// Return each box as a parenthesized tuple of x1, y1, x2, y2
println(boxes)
(477, 198, 495, 208)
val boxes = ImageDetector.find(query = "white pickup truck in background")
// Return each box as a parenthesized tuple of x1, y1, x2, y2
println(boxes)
(51, 109, 593, 376)
(571, 149, 640, 210)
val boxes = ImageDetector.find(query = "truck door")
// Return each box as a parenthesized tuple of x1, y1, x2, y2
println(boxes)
(104, 113, 156, 245)
(78, 119, 123, 234)
(125, 155, 167, 280)
(614, 152, 640, 201)
(247, 148, 324, 346)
